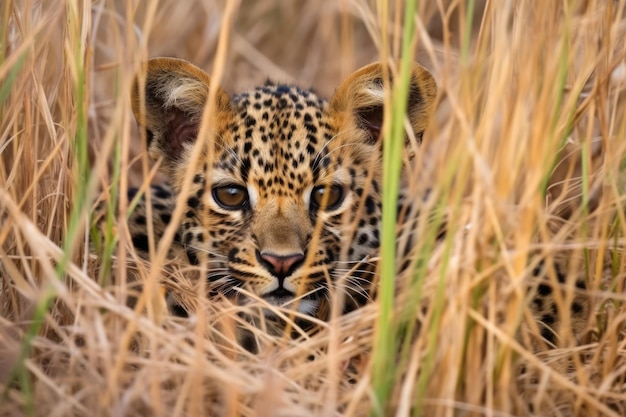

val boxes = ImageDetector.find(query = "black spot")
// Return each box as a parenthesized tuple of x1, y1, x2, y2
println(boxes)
(241, 158, 251, 182)
(187, 197, 200, 208)
(153, 186, 171, 199)
(571, 302, 584, 314)
(240, 333, 258, 354)
(186, 249, 199, 265)
(365, 196, 376, 215)
(537, 283, 552, 296)
(132, 234, 149, 252)
(134, 215, 146, 225)
(541, 327, 556, 345)
(160, 213, 171, 224)
(541, 314, 555, 326)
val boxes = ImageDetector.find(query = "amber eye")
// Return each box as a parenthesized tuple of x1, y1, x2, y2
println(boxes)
(310, 184, 344, 211)
(212, 185, 248, 210)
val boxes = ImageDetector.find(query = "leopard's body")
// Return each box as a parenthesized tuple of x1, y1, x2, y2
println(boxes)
(114, 57, 590, 346)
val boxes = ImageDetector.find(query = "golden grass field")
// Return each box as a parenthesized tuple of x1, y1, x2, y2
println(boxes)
(1, 0, 626, 416)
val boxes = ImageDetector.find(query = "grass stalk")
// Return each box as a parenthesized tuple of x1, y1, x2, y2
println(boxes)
(371, 0, 419, 412)
(1, 1, 625, 416)
(4, 1, 91, 410)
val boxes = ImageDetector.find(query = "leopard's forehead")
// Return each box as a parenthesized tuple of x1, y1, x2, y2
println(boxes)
(214, 83, 338, 196)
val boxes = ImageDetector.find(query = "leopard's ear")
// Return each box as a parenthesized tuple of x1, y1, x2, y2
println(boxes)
(131, 58, 231, 166)
(329, 62, 437, 151)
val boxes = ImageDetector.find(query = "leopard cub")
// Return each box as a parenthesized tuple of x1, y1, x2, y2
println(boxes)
(125, 57, 437, 325)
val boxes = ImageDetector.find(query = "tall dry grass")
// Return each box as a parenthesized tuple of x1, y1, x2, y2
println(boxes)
(1, 0, 626, 416)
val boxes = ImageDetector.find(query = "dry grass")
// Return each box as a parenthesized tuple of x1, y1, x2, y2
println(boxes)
(1, 0, 626, 416)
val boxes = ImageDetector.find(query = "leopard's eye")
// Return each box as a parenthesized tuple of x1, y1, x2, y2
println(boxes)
(212, 185, 248, 210)
(310, 184, 344, 211)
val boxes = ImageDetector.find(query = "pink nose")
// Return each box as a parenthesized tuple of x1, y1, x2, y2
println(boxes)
(259, 252, 304, 278)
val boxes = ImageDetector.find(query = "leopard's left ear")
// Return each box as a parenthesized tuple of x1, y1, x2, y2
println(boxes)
(329, 62, 437, 150)
(130, 57, 232, 171)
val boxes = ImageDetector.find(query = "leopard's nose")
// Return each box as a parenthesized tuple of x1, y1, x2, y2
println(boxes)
(257, 251, 304, 279)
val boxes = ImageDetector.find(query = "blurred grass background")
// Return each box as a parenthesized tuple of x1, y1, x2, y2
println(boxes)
(1, 0, 626, 416)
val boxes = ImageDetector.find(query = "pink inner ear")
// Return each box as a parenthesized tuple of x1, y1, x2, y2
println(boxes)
(166, 108, 199, 158)
(362, 119, 382, 143)
(358, 106, 383, 144)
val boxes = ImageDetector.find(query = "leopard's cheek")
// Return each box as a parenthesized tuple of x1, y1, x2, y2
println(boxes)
(312, 206, 358, 264)
(188, 207, 245, 258)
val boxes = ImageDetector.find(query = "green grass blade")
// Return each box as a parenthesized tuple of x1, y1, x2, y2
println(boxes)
(371, 0, 420, 413)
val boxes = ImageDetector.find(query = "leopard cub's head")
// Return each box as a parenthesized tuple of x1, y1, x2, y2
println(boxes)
(131, 58, 436, 320)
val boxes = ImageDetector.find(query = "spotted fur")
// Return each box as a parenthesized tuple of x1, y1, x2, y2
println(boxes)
(121, 58, 591, 347)
(528, 259, 591, 347)
(127, 57, 437, 323)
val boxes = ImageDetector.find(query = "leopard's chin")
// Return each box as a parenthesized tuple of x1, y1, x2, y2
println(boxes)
(259, 296, 320, 317)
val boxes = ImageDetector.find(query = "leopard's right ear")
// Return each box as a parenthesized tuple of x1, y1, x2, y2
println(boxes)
(131, 58, 231, 166)
(329, 62, 437, 159)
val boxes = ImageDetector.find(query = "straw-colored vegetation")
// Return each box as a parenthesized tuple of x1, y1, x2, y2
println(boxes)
(1, 0, 626, 416)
